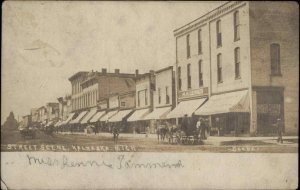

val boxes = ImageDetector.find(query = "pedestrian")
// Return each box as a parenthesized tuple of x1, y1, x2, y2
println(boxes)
(200, 118, 206, 140)
(112, 124, 119, 144)
(181, 114, 189, 136)
(196, 118, 201, 139)
(276, 118, 283, 143)
(94, 125, 98, 135)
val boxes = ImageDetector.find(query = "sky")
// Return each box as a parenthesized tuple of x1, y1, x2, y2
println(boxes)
(2, 1, 224, 123)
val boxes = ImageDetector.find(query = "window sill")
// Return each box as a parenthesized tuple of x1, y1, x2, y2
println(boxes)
(234, 38, 240, 42)
(217, 81, 223, 84)
(187, 56, 191, 59)
(198, 52, 203, 55)
(235, 76, 241, 80)
(217, 45, 222, 48)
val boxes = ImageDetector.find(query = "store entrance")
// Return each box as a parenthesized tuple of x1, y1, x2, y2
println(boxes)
(256, 89, 284, 136)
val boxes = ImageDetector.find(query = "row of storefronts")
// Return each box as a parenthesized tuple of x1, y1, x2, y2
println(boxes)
(26, 1, 297, 136)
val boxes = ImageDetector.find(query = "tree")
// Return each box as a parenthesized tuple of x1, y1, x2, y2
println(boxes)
(2, 112, 18, 131)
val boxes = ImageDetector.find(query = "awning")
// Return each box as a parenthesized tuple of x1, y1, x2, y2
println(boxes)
(46, 121, 54, 127)
(166, 98, 207, 118)
(143, 106, 172, 120)
(127, 108, 150, 122)
(89, 111, 106, 123)
(70, 111, 88, 124)
(108, 110, 133, 122)
(99, 110, 118, 122)
(195, 90, 249, 115)
(60, 113, 75, 125)
(80, 108, 98, 124)
(54, 121, 61, 127)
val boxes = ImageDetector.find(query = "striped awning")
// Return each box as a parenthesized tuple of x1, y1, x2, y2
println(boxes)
(80, 108, 98, 124)
(60, 113, 75, 125)
(99, 110, 118, 122)
(127, 108, 150, 122)
(70, 111, 88, 124)
(195, 90, 249, 115)
(108, 110, 133, 122)
(167, 98, 207, 118)
(89, 111, 106, 123)
(143, 106, 172, 120)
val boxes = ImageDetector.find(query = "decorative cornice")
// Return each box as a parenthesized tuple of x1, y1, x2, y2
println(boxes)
(174, 1, 245, 37)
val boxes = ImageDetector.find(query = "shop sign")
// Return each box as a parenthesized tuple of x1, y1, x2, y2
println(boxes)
(178, 87, 208, 100)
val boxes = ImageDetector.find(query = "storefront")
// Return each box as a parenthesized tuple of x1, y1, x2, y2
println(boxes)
(195, 90, 250, 136)
(166, 98, 207, 126)
(143, 106, 173, 133)
(80, 108, 97, 125)
(254, 87, 284, 135)
(69, 111, 88, 132)
(108, 109, 133, 133)
(89, 110, 106, 132)
(99, 110, 118, 132)
(127, 108, 151, 133)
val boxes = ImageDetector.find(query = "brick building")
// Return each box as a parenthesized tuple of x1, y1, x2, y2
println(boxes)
(172, 1, 298, 136)
(66, 69, 136, 128)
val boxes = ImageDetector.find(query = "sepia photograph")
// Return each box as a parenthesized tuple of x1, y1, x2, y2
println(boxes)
(1, 1, 298, 189)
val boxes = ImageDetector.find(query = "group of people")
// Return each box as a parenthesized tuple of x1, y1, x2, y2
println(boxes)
(181, 114, 209, 140)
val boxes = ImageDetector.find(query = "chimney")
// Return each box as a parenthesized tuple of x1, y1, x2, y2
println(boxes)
(115, 69, 120, 74)
(102, 68, 107, 74)
(135, 69, 139, 76)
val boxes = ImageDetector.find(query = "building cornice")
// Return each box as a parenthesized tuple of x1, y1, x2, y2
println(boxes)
(174, 1, 245, 37)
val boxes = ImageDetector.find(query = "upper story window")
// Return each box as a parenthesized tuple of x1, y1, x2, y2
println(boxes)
(234, 11, 240, 41)
(198, 29, 202, 54)
(198, 60, 203, 87)
(187, 64, 192, 89)
(158, 88, 161, 104)
(166, 86, 170, 104)
(137, 91, 141, 106)
(145, 89, 148, 105)
(178, 67, 182, 90)
(217, 54, 223, 83)
(216, 20, 222, 47)
(235, 47, 241, 79)
(270, 43, 281, 76)
(186, 34, 191, 58)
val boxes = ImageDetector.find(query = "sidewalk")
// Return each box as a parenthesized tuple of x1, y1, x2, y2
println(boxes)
(206, 136, 298, 146)
(58, 132, 298, 146)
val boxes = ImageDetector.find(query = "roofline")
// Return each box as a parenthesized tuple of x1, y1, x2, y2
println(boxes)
(68, 72, 89, 81)
(173, 1, 244, 36)
(155, 66, 173, 74)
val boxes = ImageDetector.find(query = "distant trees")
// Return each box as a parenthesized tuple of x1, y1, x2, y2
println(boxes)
(2, 112, 18, 131)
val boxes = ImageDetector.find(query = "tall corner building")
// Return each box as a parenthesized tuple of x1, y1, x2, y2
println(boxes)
(173, 1, 299, 136)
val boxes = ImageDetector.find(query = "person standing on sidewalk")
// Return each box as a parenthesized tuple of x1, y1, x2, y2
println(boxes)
(196, 118, 201, 139)
(276, 118, 283, 143)
(181, 114, 189, 136)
